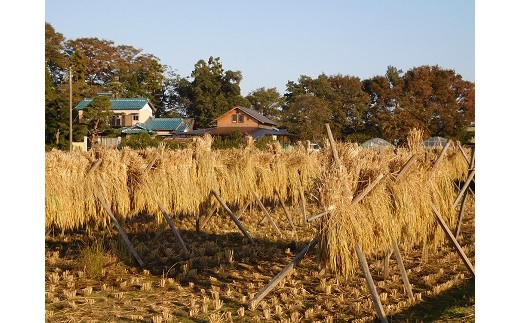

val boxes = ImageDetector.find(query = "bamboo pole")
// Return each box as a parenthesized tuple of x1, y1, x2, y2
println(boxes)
(432, 204, 475, 276)
(95, 191, 144, 267)
(250, 238, 319, 310)
(453, 169, 476, 208)
(392, 239, 414, 300)
(252, 191, 282, 237)
(355, 244, 388, 323)
(210, 189, 255, 244)
(156, 199, 190, 255)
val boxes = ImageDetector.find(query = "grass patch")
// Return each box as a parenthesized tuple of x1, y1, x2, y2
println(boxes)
(78, 239, 111, 278)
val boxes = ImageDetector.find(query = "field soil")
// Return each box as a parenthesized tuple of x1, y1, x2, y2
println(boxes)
(45, 196, 475, 322)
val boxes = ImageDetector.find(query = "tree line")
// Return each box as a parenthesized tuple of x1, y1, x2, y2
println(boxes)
(45, 22, 474, 149)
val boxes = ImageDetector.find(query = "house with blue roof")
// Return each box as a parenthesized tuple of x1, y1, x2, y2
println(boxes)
(121, 118, 194, 136)
(74, 97, 155, 128)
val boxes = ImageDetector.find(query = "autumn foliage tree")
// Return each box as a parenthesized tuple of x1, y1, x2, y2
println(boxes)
(363, 65, 474, 144)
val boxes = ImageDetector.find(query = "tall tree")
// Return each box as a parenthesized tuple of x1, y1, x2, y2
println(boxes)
(363, 65, 474, 143)
(45, 22, 67, 84)
(283, 73, 370, 141)
(283, 95, 331, 142)
(245, 87, 284, 122)
(179, 57, 248, 128)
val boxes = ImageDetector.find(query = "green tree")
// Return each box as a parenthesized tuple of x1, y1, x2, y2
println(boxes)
(246, 87, 284, 122)
(283, 95, 331, 142)
(283, 73, 370, 141)
(45, 22, 67, 84)
(178, 57, 249, 128)
(82, 96, 113, 145)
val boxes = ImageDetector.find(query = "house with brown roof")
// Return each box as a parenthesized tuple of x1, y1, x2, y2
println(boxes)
(183, 107, 295, 140)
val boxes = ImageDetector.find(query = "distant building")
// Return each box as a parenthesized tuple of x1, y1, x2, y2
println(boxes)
(74, 97, 155, 127)
(121, 118, 194, 136)
(183, 106, 296, 140)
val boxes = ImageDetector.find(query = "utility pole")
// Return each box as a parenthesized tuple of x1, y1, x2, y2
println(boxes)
(69, 66, 73, 151)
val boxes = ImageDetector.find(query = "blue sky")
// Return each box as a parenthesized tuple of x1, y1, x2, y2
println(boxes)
(45, 0, 474, 95)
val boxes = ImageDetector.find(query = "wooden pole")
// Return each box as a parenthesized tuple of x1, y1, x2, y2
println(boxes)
(210, 189, 255, 244)
(252, 191, 282, 237)
(145, 153, 160, 172)
(455, 188, 470, 239)
(457, 142, 471, 167)
(395, 154, 418, 181)
(250, 238, 319, 310)
(306, 205, 336, 223)
(325, 123, 342, 170)
(355, 244, 388, 323)
(299, 189, 307, 223)
(275, 189, 296, 232)
(392, 239, 414, 300)
(69, 66, 73, 152)
(156, 199, 190, 255)
(95, 191, 145, 267)
(470, 145, 475, 170)
(86, 158, 103, 175)
(351, 173, 385, 205)
(430, 140, 452, 172)
(432, 204, 475, 276)
(235, 202, 250, 220)
(197, 193, 213, 232)
(453, 169, 476, 208)
(199, 204, 218, 230)
(383, 249, 393, 280)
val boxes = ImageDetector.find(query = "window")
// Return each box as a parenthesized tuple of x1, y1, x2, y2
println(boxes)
(232, 113, 245, 123)
(132, 115, 139, 121)
(111, 115, 122, 127)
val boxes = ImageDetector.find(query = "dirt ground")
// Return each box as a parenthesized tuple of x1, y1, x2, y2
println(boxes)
(45, 196, 475, 322)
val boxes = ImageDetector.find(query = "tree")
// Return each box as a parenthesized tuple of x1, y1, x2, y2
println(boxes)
(363, 65, 474, 143)
(178, 57, 249, 128)
(246, 87, 284, 122)
(283, 95, 331, 142)
(82, 96, 113, 145)
(45, 22, 67, 84)
(283, 73, 370, 141)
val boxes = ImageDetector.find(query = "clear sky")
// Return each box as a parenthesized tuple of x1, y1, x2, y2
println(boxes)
(45, 0, 475, 96)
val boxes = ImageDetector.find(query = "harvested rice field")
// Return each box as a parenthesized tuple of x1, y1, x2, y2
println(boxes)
(45, 131, 475, 322)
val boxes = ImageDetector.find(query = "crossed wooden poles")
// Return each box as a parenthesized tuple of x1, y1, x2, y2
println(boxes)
(88, 130, 475, 322)
(249, 125, 475, 323)
(90, 153, 295, 268)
